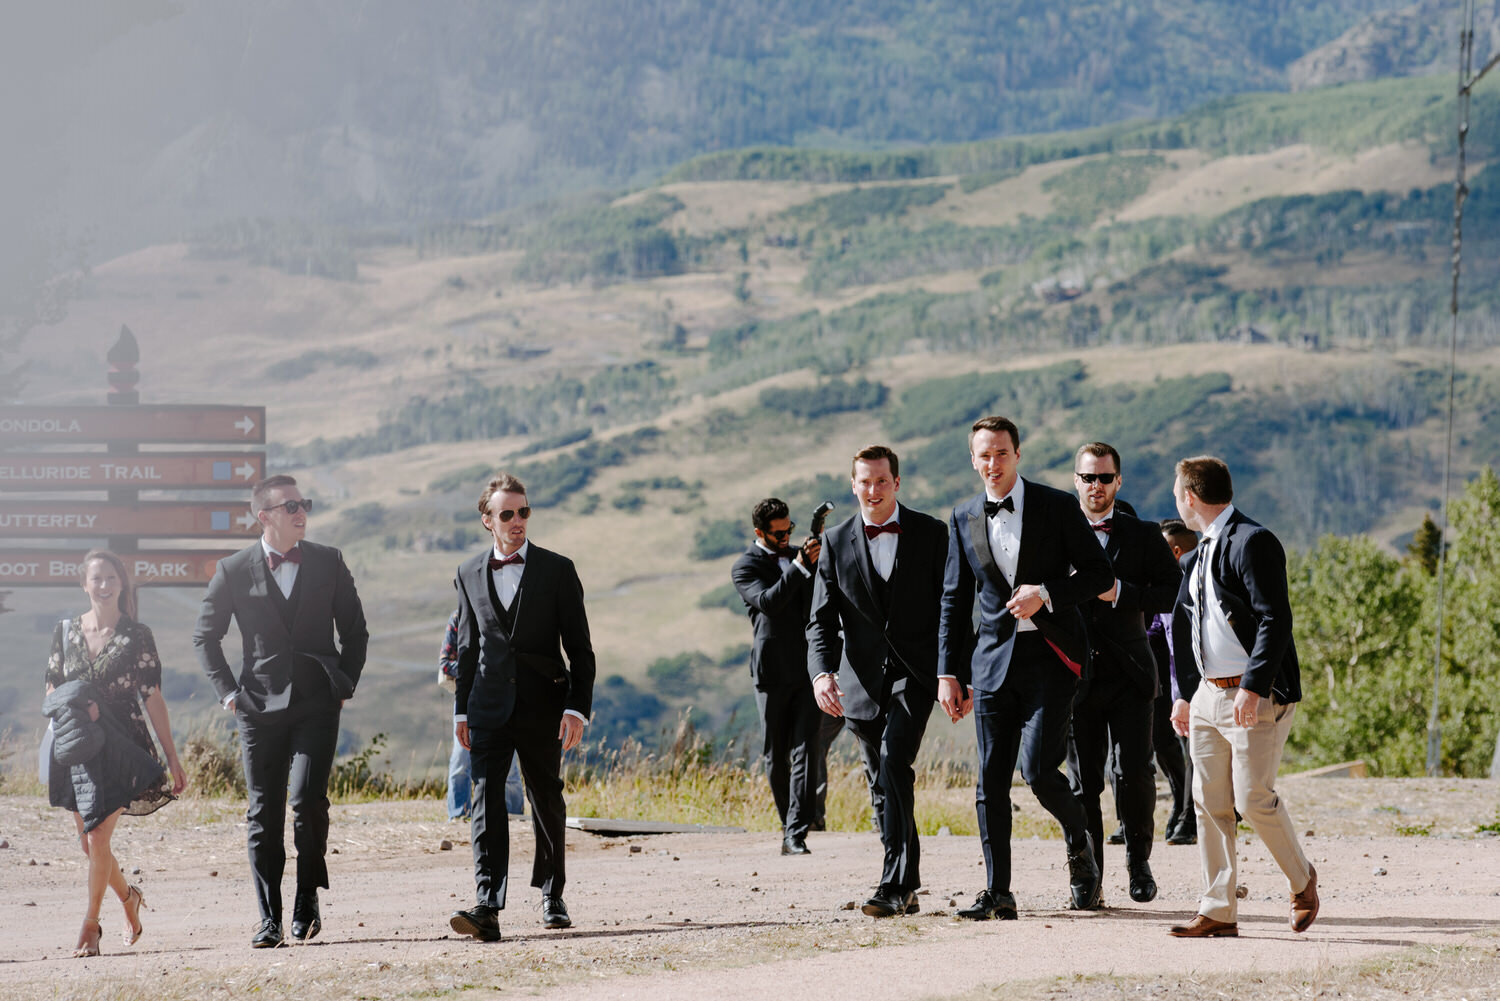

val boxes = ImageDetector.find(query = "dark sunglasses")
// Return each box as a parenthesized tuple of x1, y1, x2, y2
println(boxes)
(1075, 472, 1118, 485)
(765, 522, 796, 540)
(492, 506, 532, 523)
(269, 499, 314, 514)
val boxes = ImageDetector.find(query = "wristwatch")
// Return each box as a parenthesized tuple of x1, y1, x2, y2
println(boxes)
(1036, 583, 1050, 607)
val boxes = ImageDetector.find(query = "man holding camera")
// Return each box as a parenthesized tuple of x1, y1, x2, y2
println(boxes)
(731, 497, 823, 856)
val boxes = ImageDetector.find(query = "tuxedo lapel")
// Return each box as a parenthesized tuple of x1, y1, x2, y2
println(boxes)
(468, 556, 506, 639)
(247, 550, 293, 639)
(1014, 479, 1044, 584)
(846, 518, 880, 616)
(965, 501, 1011, 599)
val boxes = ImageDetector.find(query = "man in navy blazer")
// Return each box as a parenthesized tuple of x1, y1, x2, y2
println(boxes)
(1064, 442, 1181, 905)
(1167, 456, 1316, 938)
(448, 473, 596, 943)
(807, 445, 947, 918)
(731, 497, 823, 856)
(195, 474, 368, 948)
(938, 417, 1113, 919)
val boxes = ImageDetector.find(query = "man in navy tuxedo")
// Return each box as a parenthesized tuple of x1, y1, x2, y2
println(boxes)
(938, 417, 1113, 919)
(807, 445, 947, 917)
(448, 473, 596, 943)
(1167, 456, 1317, 938)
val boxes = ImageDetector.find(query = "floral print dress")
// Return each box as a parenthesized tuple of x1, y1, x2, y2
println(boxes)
(46, 615, 174, 815)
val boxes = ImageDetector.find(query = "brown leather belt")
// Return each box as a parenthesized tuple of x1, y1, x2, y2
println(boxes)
(1206, 675, 1242, 689)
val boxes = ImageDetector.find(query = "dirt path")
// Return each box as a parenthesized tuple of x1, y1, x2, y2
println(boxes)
(2, 780, 1498, 1000)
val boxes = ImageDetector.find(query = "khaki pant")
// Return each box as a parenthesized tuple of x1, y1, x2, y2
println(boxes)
(1189, 684, 1311, 922)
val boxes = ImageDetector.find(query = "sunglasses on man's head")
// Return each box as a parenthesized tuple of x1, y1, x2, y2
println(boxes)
(765, 522, 796, 540)
(1075, 473, 1118, 485)
(269, 499, 314, 515)
(492, 506, 531, 523)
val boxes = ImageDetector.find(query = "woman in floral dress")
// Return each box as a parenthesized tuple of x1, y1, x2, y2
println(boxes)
(45, 550, 187, 957)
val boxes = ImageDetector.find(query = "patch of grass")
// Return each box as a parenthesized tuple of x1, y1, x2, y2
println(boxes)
(1393, 820, 1434, 837)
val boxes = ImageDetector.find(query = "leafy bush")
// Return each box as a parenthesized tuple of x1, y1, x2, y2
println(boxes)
(645, 652, 713, 689)
(699, 582, 746, 615)
(758, 378, 888, 419)
(1041, 153, 1166, 224)
(785, 184, 950, 228)
(884, 360, 1086, 439)
(692, 519, 746, 560)
(513, 193, 686, 286)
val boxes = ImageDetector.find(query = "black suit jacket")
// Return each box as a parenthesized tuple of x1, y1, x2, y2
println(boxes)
(454, 544, 596, 730)
(806, 504, 947, 721)
(1082, 509, 1182, 699)
(730, 544, 814, 693)
(193, 541, 368, 715)
(1171, 509, 1302, 705)
(938, 479, 1113, 692)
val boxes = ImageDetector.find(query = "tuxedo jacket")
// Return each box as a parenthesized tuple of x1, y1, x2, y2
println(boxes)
(1081, 509, 1182, 700)
(453, 544, 596, 730)
(730, 545, 814, 693)
(938, 479, 1113, 692)
(193, 541, 368, 716)
(1171, 509, 1302, 705)
(805, 505, 947, 720)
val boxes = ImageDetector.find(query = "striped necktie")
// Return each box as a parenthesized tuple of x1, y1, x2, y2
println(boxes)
(1190, 541, 1210, 674)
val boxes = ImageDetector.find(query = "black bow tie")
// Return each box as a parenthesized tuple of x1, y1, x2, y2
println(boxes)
(984, 496, 1015, 518)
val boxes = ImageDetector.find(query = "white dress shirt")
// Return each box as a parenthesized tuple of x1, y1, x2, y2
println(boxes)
(862, 508, 901, 581)
(757, 539, 810, 577)
(985, 479, 1038, 633)
(1192, 505, 1250, 679)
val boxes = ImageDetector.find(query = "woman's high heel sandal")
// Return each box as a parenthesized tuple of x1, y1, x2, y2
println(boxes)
(123, 884, 147, 946)
(73, 917, 102, 958)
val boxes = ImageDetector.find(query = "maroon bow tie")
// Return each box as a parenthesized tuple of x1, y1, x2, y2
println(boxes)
(1091, 520, 1112, 534)
(864, 522, 902, 540)
(489, 553, 524, 570)
(267, 547, 302, 570)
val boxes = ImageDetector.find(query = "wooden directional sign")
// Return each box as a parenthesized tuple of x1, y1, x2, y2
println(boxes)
(0, 405, 265, 445)
(0, 452, 265, 490)
(0, 550, 234, 587)
(0, 501, 260, 539)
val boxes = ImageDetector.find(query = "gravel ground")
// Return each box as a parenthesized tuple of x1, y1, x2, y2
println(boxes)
(1, 777, 1497, 1000)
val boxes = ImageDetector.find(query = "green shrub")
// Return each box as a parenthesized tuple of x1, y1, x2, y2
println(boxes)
(692, 519, 746, 560)
(758, 378, 888, 419)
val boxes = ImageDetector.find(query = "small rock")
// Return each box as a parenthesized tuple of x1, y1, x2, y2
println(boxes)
(1304, 830, 1314, 837)
(439, 840, 454, 851)
(841, 900, 857, 910)
(131, 867, 141, 875)
(750, 887, 760, 892)
(1235, 884, 1249, 899)
(629, 845, 642, 854)
(331, 847, 340, 854)
(358, 921, 365, 927)
(210, 871, 218, 877)
(788, 903, 795, 910)
(750, 871, 758, 876)
(917, 889, 930, 895)
(28, 859, 36, 866)
(23, 901, 35, 907)
(948, 899, 957, 907)
(1373, 866, 1387, 876)
(0, 838, 9, 849)
(672, 856, 680, 861)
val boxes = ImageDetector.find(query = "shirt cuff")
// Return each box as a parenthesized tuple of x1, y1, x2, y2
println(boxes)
(454, 714, 467, 723)
(220, 691, 237, 709)
(937, 674, 958, 680)
(1111, 579, 1121, 608)
(563, 709, 587, 725)
(792, 560, 812, 577)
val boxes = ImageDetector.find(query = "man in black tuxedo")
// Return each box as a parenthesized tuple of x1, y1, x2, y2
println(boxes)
(195, 475, 368, 948)
(731, 497, 823, 855)
(1064, 443, 1181, 905)
(939, 416, 1112, 920)
(1167, 456, 1317, 938)
(1148, 519, 1198, 846)
(807, 445, 947, 917)
(449, 473, 596, 943)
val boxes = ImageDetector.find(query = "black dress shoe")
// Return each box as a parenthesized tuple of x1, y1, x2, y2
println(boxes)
(250, 918, 284, 949)
(861, 887, 918, 917)
(1166, 829, 1197, 846)
(1105, 826, 1126, 846)
(1128, 860, 1158, 903)
(1066, 838, 1103, 910)
(956, 889, 1018, 921)
(781, 834, 811, 856)
(450, 905, 502, 942)
(290, 889, 321, 941)
(542, 895, 572, 929)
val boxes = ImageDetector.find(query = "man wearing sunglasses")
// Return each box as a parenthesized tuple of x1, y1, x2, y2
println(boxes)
(194, 474, 368, 948)
(1064, 443, 1182, 907)
(731, 498, 824, 856)
(449, 473, 596, 943)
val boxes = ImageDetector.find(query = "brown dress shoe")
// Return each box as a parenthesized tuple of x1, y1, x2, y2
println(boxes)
(1291, 864, 1319, 933)
(1169, 914, 1239, 938)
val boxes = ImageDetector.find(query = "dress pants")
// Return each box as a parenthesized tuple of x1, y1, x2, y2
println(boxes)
(468, 710, 568, 909)
(237, 697, 341, 923)
(1150, 690, 1193, 837)
(974, 632, 1089, 895)
(1189, 684, 1311, 922)
(811, 711, 849, 829)
(448, 739, 525, 819)
(1067, 664, 1156, 872)
(755, 684, 819, 839)
(844, 686, 933, 893)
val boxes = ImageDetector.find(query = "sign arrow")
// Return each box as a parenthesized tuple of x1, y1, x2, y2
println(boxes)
(236, 510, 259, 530)
(234, 415, 257, 435)
(236, 462, 257, 480)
